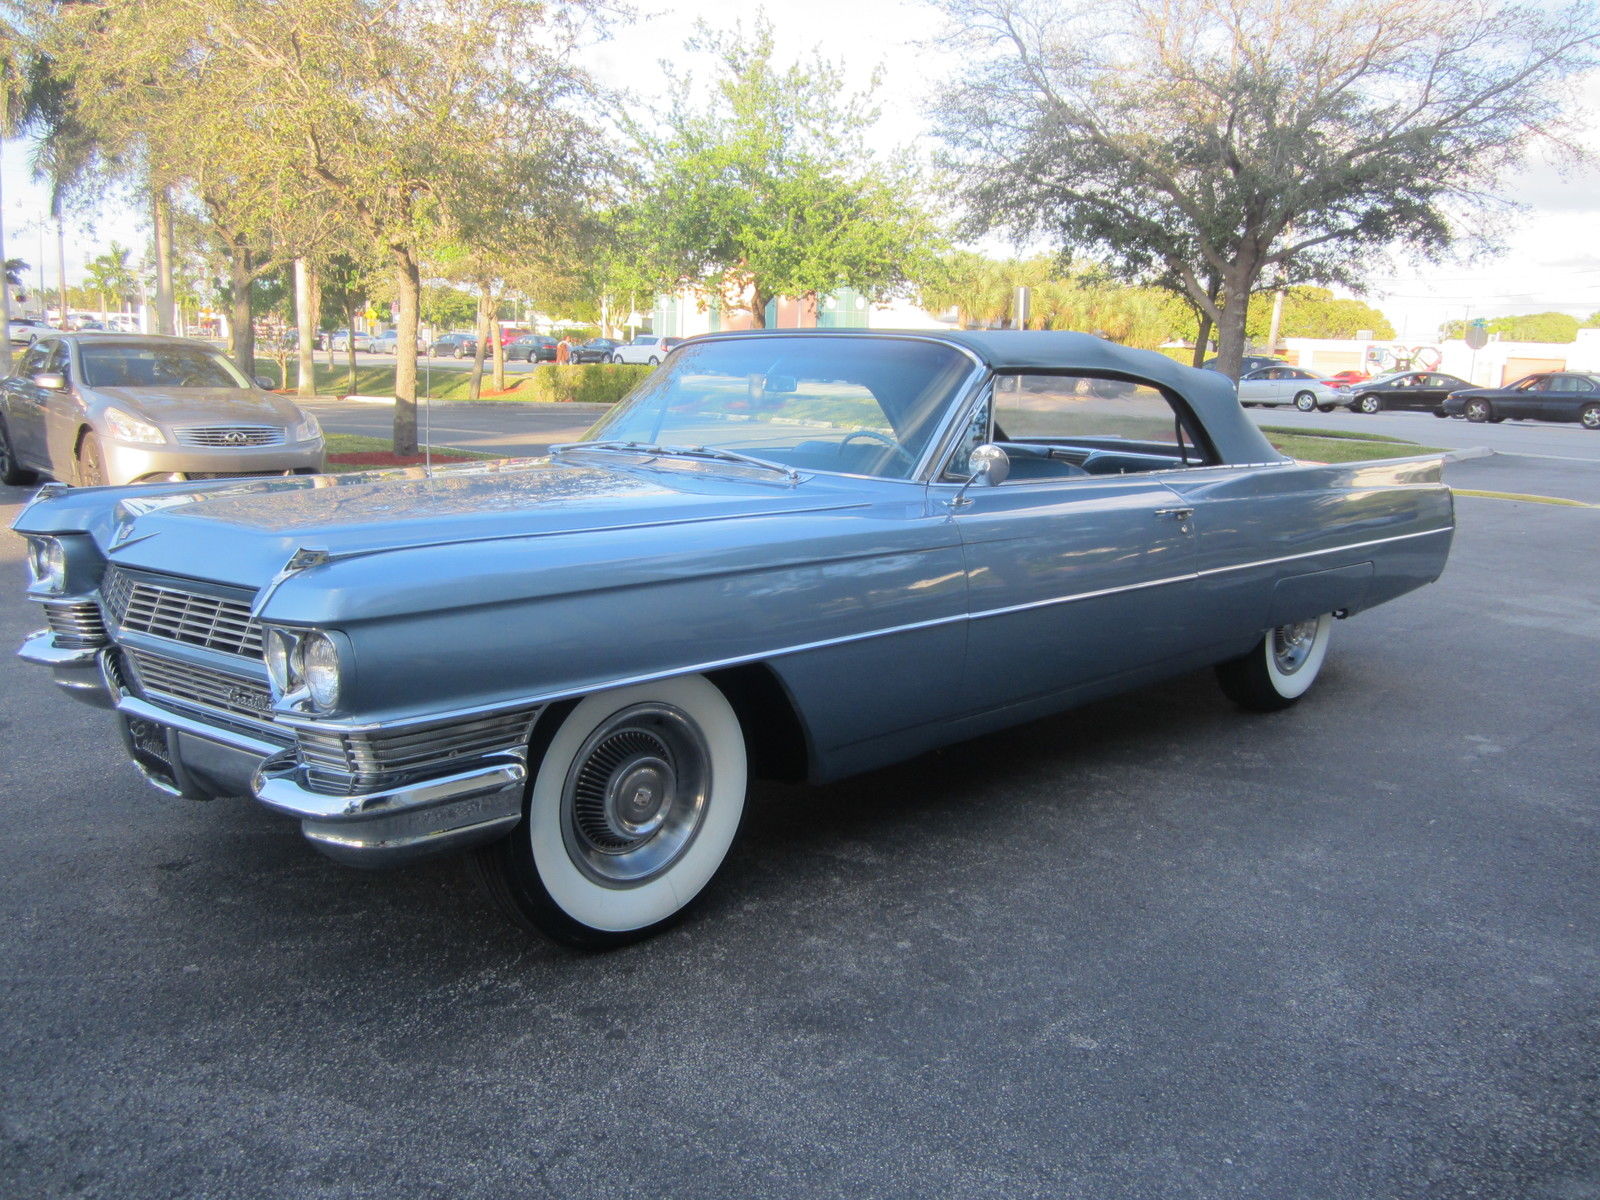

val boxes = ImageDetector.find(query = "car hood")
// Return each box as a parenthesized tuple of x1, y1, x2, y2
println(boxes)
(92, 386, 299, 426)
(17, 456, 879, 590)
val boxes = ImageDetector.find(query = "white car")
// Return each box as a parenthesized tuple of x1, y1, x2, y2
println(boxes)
(610, 335, 682, 365)
(324, 329, 375, 353)
(8, 317, 51, 345)
(369, 330, 428, 355)
(1237, 365, 1352, 412)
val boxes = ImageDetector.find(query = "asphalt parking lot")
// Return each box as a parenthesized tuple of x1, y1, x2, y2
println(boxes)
(0, 421, 1595, 1199)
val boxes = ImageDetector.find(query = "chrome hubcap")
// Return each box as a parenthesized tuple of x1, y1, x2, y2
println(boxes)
(1271, 620, 1319, 675)
(1584, 409, 1600, 429)
(561, 703, 710, 886)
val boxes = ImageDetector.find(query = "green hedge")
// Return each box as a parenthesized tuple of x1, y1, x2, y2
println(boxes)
(515, 363, 651, 404)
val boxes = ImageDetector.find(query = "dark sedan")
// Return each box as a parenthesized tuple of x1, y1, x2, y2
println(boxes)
(1444, 372, 1600, 428)
(1349, 371, 1472, 416)
(506, 334, 557, 363)
(428, 333, 478, 359)
(571, 337, 620, 364)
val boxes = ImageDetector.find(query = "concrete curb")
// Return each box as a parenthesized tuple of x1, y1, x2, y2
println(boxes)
(1443, 446, 1494, 463)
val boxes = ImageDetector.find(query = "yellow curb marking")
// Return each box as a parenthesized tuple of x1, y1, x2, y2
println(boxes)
(1453, 489, 1598, 509)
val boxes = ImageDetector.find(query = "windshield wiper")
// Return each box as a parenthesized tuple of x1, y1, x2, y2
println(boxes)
(552, 440, 801, 482)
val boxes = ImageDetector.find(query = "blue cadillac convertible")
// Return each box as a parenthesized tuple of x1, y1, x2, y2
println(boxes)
(12, 330, 1455, 946)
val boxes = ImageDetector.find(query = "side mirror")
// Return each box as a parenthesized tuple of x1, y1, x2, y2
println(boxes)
(32, 371, 66, 391)
(254, 375, 276, 390)
(952, 443, 1010, 508)
(968, 443, 1011, 487)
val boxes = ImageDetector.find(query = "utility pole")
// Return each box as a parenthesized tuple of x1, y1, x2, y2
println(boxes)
(1266, 288, 1286, 355)
(55, 215, 67, 329)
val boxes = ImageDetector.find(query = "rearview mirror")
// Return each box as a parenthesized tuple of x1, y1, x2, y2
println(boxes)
(32, 371, 66, 391)
(254, 375, 276, 390)
(763, 374, 797, 394)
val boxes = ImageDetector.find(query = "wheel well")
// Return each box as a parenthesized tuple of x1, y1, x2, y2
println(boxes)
(73, 424, 93, 457)
(524, 665, 811, 785)
(708, 663, 810, 783)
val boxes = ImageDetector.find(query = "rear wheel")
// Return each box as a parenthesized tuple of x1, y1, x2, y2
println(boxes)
(471, 674, 748, 948)
(1293, 391, 1317, 412)
(75, 433, 106, 487)
(1215, 614, 1334, 712)
(648, 355, 660, 366)
(1355, 393, 1383, 414)
(1581, 403, 1600, 430)
(1433, 408, 1449, 418)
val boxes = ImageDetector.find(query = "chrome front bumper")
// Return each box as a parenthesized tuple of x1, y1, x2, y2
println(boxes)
(17, 632, 529, 867)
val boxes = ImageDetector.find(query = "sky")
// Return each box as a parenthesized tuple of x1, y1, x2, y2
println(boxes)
(6, 0, 1597, 342)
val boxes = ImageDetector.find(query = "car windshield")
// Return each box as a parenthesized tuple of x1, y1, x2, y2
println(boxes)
(79, 343, 251, 390)
(578, 335, 975, 481)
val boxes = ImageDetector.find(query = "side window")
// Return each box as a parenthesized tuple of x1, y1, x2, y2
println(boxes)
(1560, 376, 1593, 393)
(983, 372, 1209, 478)
(16, 342, 50, 378)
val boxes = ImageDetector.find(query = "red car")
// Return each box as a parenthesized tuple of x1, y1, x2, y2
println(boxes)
(1328, 370, 1370, 386)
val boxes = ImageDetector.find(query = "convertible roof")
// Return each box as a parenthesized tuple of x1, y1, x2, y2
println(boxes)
(689, 328, 1285, 466)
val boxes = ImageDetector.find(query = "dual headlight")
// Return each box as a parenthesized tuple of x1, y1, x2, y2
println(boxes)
(264, 627, 342, 713)
(25, 536, 66, 593)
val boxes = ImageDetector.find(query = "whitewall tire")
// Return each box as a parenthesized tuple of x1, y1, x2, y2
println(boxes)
(472, 674, 747, 947)
(1215, 613, 1334, 711)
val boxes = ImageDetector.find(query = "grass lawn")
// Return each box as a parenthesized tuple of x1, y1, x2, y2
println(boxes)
(323, 433, 502, 472)
(1261, 426, 1448, 462)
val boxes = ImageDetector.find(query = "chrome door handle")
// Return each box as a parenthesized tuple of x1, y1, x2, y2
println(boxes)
(1154, 507, 1194, 521)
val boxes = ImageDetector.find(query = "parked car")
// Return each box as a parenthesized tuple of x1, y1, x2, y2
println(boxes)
(0, 333, 325, 488)
(1443, 372, 1600, 429)
(1236, 365, 1353, 411)
(8, 316, 51, 345)
(571, 337, 620, 364)
(325, 329, 375, 353)
(1348, 371, 1472, 416)
(11, 329, 1455, 947)
(1328, 370, 1370, 386)
(1202, 355, 1287, 374)
(369, 330, 428, 355)
(429, 332, 478, 359)
(506, 334, 558, 363)
(610, 335, 683, 365)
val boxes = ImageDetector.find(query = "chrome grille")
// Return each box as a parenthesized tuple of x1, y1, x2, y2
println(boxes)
(123, 647, 276, 726)
(102, 567, 263, 659)
(44, 599, 108, 648)
(295, 709, 539, 796)
(173, 425, 285, 448)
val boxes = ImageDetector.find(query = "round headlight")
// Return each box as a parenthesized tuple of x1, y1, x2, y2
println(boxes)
(27, 538, 65, 591)
(263, 628, 301, 696)
(301, 632, 341, 712)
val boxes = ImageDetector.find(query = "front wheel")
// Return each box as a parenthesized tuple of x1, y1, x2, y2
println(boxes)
(1581, 403, 1600, 430)
(1464, 398, 1492, 423)
(75, 433, 107, 487)
(471, 674, 748, 948)
(1293, 391, 1317, 412)
(1356, 393, 1383, 414)
(1215, 614, 1334, 712)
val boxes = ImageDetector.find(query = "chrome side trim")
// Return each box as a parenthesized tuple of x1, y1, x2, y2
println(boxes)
(448, 525, 1453, 711)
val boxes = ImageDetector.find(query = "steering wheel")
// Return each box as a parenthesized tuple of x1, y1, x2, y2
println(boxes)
(838, 429, 916, 473)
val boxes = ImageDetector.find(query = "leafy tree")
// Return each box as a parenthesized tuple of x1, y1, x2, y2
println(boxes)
(1441, 311, 1581, 343)
(84, 241, 137, 313)
(1246, 288, 1395, 342)
(934, 0, 1600, 378)
(41, 0, 609, 453)
(638, 18, 944, 326)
